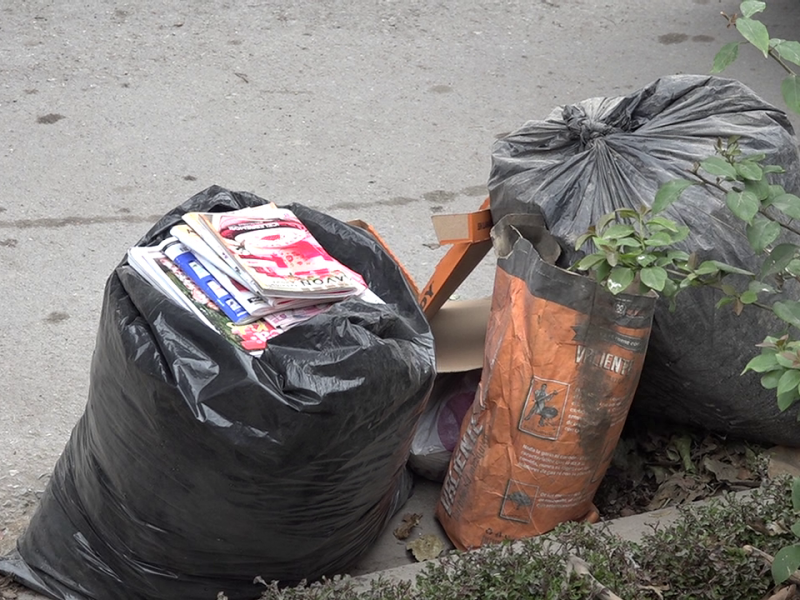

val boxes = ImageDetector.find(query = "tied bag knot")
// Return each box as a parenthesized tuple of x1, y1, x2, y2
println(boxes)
(562, 105, 623, 150)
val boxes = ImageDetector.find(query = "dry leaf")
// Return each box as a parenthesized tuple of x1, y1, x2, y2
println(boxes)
(699, 435, 719, 454)
(747, 518, 775, 536)
(648, 465, 670, 484)
(767, 583, 797, 600)
(672, 435, 695, 473)
(0, 582, 18, 600)
(645, 482, 677, 511)
(645, 473, 710, 511)
(393, 513, 422, 540)
(638, 583, 670, 599)
(703, 456, 740, 483)
(766, 521, 792, 536)
(596, 427, 766, 521)
(406, 534, 445, 561)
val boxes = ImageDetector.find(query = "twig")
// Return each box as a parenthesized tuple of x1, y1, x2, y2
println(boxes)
(743, 545, 800, 586)
(759, 208, 800, 238)
(751, 301, 776, 312)
(565, 555, 624, 600)
(768, 48, 797, 76)
(689, 169, 731, 195)
(689, 161, 800, 239)
(719, 8, 796, 76)
(688, 168, 800, 237)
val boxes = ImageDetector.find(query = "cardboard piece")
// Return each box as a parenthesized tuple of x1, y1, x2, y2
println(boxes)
(431, 209, 492, 245)
(429, 297, 491, 373)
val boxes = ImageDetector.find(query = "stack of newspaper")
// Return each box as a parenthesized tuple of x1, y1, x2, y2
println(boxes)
(128, 203, 381, 356)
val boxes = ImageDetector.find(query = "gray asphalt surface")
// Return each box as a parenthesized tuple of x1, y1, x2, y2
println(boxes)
(2, 0, 800, 591)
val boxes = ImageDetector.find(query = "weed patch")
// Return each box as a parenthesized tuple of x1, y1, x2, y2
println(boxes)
(225, 478, 797, 600)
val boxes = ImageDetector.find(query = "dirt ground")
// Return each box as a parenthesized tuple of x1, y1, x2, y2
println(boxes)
(0, 489, 41, 558)
(594, 418, 769, 520)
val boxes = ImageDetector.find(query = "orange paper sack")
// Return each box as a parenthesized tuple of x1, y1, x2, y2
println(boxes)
(436, 214, 656, 549)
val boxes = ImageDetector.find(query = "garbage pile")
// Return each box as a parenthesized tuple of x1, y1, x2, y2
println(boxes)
(3, 74, 800, 599)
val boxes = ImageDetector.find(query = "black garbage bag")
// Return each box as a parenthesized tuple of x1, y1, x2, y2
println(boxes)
(488, 74, 800, 446)
(0, 186, 435, 600)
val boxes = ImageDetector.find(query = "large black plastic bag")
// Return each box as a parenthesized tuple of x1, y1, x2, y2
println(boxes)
(0, 186, 436, 600)
(488, 75, 800, 446)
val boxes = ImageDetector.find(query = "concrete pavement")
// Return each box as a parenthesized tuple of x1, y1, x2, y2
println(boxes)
(2, 0, 800, 597)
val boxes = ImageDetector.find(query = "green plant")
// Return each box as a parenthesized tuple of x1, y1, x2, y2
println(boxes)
(570, 201, 750, 309)
(707, 2, 800, 585)
(698, 1, 800, 414)
(414, 537, 598, 600)
(581, 138, 800, 582)
(227, 478, 799, 600)
(771, 478, 800, 585)
(711, 0, 800, 115)
(634, 481, 798, 599)
(577, 67, 800, 411)
(573, 1, 800, 584)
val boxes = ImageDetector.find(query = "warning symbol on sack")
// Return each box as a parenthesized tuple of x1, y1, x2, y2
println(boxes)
(518, 376, 569, 441)
(499, 479, 539, 524)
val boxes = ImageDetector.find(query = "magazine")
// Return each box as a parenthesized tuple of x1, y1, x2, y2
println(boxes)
(127, 246, 270, 356)
(170, 224, 326, 317)
(160, 238, 254, 324)
(263, 303, 333, 330)
(127, 204, 384, 356)
(127, 246, 215, 329)
(182, 204, 367, 299)
(226, 320, 282, 353)
(170, 224, 246, 285)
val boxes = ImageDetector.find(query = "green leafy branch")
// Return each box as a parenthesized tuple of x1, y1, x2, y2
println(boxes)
(771, 479, 800, 585)
(709, 3, 800, 585)
(653, 143, 800, 586)
(661, 137, 800, 315)
(712, 0, 800, 115)
(570, 201, 749, 310)
(576, 131, 800, 584)
(744, 334, 800, 410)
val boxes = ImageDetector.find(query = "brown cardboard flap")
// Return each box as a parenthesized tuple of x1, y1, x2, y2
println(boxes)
(431, 210, 493, 245)
(429, 296, 491, 373)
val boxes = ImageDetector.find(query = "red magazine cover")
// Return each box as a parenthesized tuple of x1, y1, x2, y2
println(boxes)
(184, 205, 366, 299)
